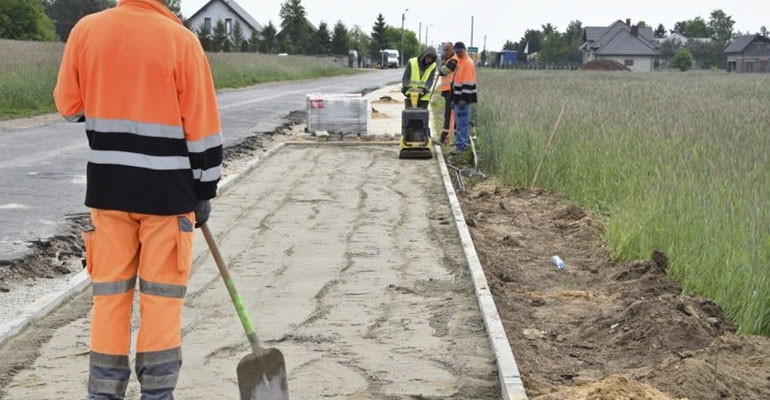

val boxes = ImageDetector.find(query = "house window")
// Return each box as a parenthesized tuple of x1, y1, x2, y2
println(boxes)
(624, 59, 634, 66)
(226, 18, 232, 35)
(204, 17, 211, 34)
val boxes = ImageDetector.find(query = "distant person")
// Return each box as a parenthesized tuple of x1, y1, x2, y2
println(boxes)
(438, 41, 459, 143)
(53, 0, 222, 398)
(449, 42, 478, 155)
(401, 46, 438, 108)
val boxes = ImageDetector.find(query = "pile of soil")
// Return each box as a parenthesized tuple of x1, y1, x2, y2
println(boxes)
(458, 182, 770, 400)
(583, 59, 631, 71)
(0, 214, 91, 290)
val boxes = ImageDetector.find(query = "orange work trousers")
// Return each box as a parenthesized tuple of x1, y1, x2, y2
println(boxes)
(83, 209, 194, 400)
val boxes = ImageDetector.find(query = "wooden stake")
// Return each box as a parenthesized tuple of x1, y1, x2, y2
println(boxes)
(531, 102, 566, 190)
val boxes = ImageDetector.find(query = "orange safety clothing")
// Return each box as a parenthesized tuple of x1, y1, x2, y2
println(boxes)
(54, 0, 221, 398)
(452, 53, 478, 104)
(439, 54, 459, 93)
(54, 0, 223, 216)
(84, 209, 194, 399)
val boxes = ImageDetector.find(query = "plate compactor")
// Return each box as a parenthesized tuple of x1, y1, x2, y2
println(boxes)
(399, 91, 433, 159)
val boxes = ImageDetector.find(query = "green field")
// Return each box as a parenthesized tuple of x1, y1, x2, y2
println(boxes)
(475, 70, 770, 335)
(0, 39, 359, 120)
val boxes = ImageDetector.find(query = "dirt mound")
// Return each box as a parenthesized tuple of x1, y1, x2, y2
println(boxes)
(458, 182, 770, 400)
(533, 375, 681, 400)
(583, 59, 631, 71)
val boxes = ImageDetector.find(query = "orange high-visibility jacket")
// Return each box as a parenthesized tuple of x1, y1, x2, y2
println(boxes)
(439, 54, 458, 92)
(452, 54, 478, 104)
(54, 0, 222, 215)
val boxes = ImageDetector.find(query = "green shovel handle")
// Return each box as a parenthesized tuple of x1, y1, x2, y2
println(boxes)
(201, 223, 264, 355)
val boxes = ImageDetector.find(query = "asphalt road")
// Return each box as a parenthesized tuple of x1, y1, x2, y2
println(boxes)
(0, 69, 403, 261)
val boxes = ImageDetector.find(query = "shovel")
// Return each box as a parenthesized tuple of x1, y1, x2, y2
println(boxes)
(200, 224, 289, 400)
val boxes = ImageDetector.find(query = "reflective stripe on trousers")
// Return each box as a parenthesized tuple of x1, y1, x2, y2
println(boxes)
(84, 209, 194, 399)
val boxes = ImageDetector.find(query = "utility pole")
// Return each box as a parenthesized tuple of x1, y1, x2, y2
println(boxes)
(419, 22, 422, 45)
(470, 16, 474, 47)
(426, 24, 433, 47)
(401, 9, 408, 67)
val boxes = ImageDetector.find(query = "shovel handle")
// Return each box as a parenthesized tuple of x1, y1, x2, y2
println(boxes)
(201, 223, 264, 356)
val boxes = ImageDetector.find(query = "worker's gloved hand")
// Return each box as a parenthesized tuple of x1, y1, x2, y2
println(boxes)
(401, 87, 408, 96)
(458, 100, 467, 107)
(421, 87, 429, 96)
(194, 200, 211, 228)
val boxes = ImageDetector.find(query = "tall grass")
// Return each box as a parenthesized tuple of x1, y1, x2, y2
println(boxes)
(476, 70, 770, 335)
(0, 40, 63, 119)
(0, 39, 359, 120)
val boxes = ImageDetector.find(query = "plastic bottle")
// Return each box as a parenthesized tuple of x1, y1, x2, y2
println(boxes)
(551, 255, 566, 270)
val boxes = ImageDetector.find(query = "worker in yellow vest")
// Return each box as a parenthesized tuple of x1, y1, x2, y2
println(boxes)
(438, 42, 459, 143)
(449, 42, 478, 155)
(401, 46, 438, 108)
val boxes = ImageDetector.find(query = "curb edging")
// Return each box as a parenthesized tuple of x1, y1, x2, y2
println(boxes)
(434, 145, 529, 400)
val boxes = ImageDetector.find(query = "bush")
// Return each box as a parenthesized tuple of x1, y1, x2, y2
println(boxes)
(673, 48, 694, 71)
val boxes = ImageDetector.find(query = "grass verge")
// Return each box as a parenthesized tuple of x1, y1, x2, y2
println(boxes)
(0, 39, 360, 121)
(473, 69, 770, 335)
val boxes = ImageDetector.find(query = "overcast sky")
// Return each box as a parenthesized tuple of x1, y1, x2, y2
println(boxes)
(181, 0, 769, 51)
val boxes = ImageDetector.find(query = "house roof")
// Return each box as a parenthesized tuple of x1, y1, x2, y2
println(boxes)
(188, 0, 263, 32)
(584, 21, 653, 43)
(583, 20, 658, 56)
(724, 34, 770, 53)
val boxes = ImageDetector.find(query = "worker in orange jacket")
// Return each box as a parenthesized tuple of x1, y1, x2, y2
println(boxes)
(438, 42, 459, 144)
(53, 0, 222, 398)
(449, 42, 478, 155)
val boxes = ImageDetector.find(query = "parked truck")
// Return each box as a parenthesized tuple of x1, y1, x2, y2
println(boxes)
(380, 49, 400, 68)
(497, 50, 518, 67)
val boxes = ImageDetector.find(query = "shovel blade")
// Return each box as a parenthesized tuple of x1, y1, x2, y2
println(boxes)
(237, 348, 289, 400)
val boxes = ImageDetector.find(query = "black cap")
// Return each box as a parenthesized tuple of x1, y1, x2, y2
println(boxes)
(453, 41, 466, 50)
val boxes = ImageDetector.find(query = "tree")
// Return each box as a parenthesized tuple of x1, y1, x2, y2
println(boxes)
(636, 21, 648, 28)
(502, 40, 516, 50)
(762, 26, 769, 37)
(348, 24, 371, 56)
(44, 0, 115, 42)
(211, 19, 231, 52)
(684, 17, 711, 38)
(564, 20, 583, 46)
(313, 21, 331, 54)
(196, 21, 211, 51)
(539, 32, 569, 63)
(370, 13, 388, 59)
(279, 0, 308, 54)
(260, 21, 277, 53)
(331, 20, 349, 55)
(520, 29, 543, 54)
(0, 0, 58, 41)
(384, 26, 418, 61)
(564, 20, 584, 63)
(671, 21, 687, 35)
(248, 29, 260, 52)
(166, 0, 183, 22)
(541, 23, 556, 36)
(686, 40, 727, 69)
(232, 21, 245, 52)
(672, 48, 693, 71)
(708, 9, 735, 42)
(654, 24, 667, 38)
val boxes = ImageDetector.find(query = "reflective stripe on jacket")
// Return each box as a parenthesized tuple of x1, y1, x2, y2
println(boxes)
(439, 54, 458, 92)
(408, 57, 437, 101)
(452, 54, 478, 104)
(54, 0, 222, 215)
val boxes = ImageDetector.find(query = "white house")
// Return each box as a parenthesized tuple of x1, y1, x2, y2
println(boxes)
(582, 20, 659, 72)
(187, 0, 262, 38)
